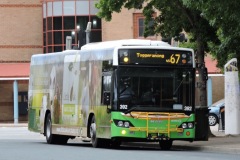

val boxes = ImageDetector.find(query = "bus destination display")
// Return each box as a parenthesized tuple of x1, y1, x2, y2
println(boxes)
(119, 49, 193, 65)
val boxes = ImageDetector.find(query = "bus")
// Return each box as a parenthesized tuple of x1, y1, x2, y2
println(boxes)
(28, 39, 209, 150)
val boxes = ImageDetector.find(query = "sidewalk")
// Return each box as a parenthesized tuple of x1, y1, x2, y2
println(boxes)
(125, 125, 240, 154)
(172, 125, 240, 154)
(1, 122, 240, 154)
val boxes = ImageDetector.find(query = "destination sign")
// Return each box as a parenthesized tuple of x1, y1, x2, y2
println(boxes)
(118, 49, 193, 66)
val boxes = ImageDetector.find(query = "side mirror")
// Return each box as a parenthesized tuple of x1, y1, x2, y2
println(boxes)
(103, 91, 110, 105)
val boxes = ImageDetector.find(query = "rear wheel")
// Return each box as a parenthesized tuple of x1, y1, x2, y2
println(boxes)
(45, 114, 69, 144)
(159, 140, 173, 150)
(208, 114, 218, 126)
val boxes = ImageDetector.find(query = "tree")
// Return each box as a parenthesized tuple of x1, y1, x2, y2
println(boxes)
(96, 0, 219, 139)
(96, 0, 219, 108)
(194, 1, 240, 71)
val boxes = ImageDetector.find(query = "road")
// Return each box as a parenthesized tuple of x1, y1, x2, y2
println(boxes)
(0, 127, 239, 160)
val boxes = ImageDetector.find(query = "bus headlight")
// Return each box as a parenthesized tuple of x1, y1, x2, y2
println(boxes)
(124, 122, 130, 128)
(113, 120, 134, 128)
(182, 123, 187, 129)
(188, 123, 194, 128)
(118, 121, 123, 127)
(179, 122, 194, 129)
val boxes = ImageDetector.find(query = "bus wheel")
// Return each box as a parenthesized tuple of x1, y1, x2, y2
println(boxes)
(45, 114, 58, 144)
(159, 140, 173, 150)
(90, 116, 101, 148)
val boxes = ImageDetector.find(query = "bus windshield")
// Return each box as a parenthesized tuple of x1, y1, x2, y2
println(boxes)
(117, 67, 194, 113)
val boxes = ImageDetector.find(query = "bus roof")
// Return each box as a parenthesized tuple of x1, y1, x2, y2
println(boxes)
(80, 39, 170, 50)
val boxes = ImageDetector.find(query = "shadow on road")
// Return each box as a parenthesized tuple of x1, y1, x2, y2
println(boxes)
(65, 141, 202, 152)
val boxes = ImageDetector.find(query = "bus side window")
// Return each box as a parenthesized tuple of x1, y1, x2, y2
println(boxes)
(102, 75, 111, 105)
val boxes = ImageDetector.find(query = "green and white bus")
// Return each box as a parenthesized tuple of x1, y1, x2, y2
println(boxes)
(28, 39, 208, 150)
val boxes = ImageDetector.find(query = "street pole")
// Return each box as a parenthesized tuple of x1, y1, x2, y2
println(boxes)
(13, 80, 19, 124)
(85, 22, 92, 44)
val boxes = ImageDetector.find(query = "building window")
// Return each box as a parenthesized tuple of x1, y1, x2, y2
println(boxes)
(43, 0, 102, 53)
(133, 13, 156, 39)
(138, 18, 144, 37)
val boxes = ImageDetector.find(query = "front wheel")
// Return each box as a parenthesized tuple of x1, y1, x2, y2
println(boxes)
(208, 114, 218, 126)
(159, 140, 173, 150)
(90, 116, 102, 148)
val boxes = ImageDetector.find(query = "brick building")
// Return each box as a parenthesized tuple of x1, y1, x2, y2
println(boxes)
(0, 0, 42, 122)
(0, 0, 223, 122)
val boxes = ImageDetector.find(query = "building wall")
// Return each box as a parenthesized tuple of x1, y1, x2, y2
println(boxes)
(102, 8, 161, 41)
(211, 76, 225, 103)
(102, 8, 134, 41)
(0, 0, 42, 62)
(0, 80, 28, 121)
(0, 0, 41, 122)
(195, 76, 224, 106)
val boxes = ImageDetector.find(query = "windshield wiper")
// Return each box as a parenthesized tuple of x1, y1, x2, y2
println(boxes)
(173, 72, 189, 95)
(124, 105, 175, 115)
(124, 106, 139, 114)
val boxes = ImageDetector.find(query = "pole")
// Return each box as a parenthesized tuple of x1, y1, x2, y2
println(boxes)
(85, 22, 92, 44)
(224, 58, 240, 135)
(13, 80, 19, 124)
(207, 77, 212, 106)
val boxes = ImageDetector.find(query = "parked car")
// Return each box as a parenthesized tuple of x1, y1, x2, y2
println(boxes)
(208, 99, 225, 126)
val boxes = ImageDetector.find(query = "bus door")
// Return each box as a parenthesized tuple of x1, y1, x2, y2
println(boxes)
(62, 54, 80, 125)
(96, 61, 113, 139)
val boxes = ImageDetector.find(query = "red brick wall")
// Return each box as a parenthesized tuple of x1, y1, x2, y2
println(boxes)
(0, 0, 42, 62)
(102, 8, 161, 41)
(102, 8, 134, 41)
(0, 0, 41, 122)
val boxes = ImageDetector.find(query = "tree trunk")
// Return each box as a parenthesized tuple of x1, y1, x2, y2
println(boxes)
(196, 38, 207, 107)
(196, 37, 214, 137)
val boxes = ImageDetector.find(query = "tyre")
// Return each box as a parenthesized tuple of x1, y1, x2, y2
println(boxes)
(159, 140, 173, 150)
(45, 114, 58, 144)
(208, 113, 218, 126)
(45, 114, 69, 144)
(90, 116, 103, 148)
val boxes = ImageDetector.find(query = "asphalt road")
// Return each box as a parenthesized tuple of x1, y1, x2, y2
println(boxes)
(0, 127, 239, 160)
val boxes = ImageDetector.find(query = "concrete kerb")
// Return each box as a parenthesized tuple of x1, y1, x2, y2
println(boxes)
(0, 123, 28, 127)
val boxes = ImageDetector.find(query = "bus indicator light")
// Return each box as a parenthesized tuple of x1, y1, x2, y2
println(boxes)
(182, 59, 187, 64)
(121, 130, 127, 135)
(186, 131, 190, 136)
(123, 57, 129, 63)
